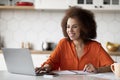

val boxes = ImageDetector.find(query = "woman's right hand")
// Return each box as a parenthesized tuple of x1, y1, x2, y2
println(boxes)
(83, 63, 97, 73)
(35, 64, 51, 74)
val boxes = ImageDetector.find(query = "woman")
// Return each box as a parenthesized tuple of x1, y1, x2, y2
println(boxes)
(36, 6, 114, 73)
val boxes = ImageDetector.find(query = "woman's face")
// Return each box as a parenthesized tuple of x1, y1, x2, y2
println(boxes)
(67, 18, 81, 40)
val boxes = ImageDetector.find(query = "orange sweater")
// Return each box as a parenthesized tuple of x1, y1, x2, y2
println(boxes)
(43, 38, 114, 70)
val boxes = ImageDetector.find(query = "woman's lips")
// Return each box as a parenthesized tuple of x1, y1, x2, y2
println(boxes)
(69, 33, 75, 37)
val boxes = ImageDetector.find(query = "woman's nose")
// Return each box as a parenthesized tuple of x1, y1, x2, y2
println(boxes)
(69, 27, 73, 32)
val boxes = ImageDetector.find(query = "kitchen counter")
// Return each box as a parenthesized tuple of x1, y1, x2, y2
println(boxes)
(30, 50, 52, 54)
(0, 50, 120, 55)
(0, 70, 118, 80)
(107, 51, 120, 56)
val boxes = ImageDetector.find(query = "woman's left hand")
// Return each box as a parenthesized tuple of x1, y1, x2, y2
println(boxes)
(83, 63, 97, 73)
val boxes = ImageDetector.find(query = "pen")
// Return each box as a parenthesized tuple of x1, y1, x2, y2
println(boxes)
(83, 64, 89, 72)
(83, 68, 86, 72)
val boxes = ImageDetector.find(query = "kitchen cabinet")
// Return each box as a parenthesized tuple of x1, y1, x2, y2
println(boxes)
(34, 0, 69, 9)
(0, 0, 120, 10)
(0, 0, 69, 10)
(69, 0, 120, 10)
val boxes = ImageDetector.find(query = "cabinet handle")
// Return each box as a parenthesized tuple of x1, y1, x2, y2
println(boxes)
(100, 6, 103, 8)
(94, 5, 98, 8)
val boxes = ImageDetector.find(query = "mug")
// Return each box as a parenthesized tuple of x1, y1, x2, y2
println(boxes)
(42, 42, 53, 51)
(111, 63, 120, 77)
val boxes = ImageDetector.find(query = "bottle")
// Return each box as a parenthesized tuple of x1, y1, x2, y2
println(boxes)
(21, 42, 24, 48)
(27, 42, 31, 50)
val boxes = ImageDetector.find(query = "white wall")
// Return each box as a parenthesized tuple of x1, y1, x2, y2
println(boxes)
(0, 9, 120, 50)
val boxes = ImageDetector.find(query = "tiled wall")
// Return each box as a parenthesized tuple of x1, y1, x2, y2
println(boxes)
(0, 9, 120, 50)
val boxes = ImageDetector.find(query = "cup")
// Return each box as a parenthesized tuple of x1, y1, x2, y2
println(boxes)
(111, 63, 120, 78)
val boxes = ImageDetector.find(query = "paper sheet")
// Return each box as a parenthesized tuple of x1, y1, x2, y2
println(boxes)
(52, 70, 93, 75)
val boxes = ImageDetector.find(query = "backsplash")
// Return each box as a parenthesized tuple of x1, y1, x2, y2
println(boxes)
(0, 9, 120, 50)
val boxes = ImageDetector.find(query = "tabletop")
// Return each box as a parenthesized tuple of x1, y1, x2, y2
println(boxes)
(0, 70, 119, 80)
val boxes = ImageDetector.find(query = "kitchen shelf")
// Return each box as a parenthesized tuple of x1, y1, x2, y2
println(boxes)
(0, 6, 34, 10)
(0, 49, 119, 55)
(0, 50, 52, 54)
(30, 50, 52, 54)
(107, 51, 120, 56)
(0, 6, 120, 11)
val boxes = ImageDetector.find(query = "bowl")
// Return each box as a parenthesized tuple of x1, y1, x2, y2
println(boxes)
(16, 2, 33, 6)
(106, 42, 120, 52)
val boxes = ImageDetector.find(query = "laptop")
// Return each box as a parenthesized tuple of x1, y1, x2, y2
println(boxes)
(2, 48, 42, 76)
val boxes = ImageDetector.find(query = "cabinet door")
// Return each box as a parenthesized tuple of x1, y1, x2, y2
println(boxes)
(69, 0, 95, 9)
(94, 0, 120, 10)
(102, 0, 120, 9)
(35, 0, 69, 9)
(93, 0, 103, 8)
(69, 0, 120, 10)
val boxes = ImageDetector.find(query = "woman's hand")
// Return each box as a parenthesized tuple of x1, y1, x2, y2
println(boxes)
(35, 64, 51, 74)
(83, 63, 97, 73)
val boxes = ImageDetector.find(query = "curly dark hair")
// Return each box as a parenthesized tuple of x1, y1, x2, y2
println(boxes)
(61, 6, 97, 43)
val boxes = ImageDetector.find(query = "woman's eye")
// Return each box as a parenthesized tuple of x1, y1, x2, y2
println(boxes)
(73, 25, 78, 28)
(67, 25, 78, 28)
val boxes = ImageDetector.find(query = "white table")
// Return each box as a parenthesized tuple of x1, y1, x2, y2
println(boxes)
(0, 70, 119, 80)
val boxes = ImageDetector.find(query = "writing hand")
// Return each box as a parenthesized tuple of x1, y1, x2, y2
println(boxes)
(83, 63, 97, 73)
